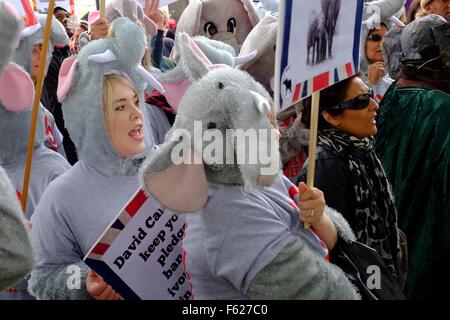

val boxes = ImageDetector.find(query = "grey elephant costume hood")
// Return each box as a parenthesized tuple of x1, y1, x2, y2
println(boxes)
(58, 17, 163, 176)
(12, 13, 69, 75)
(105, 0, 157, 37)
(0, 2, 42, 166)
(360, 0, 405, 74)
(173, 0, 260, 58)
(383, 14, 449, 80)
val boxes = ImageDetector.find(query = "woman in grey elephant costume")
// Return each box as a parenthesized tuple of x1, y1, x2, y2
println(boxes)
(140, 33, 361, 300)
(28, 17, 164, 300)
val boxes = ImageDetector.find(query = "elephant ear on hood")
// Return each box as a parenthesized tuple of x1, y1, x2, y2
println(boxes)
(173, 0, 260, 59)
(238, 13, 278, 95)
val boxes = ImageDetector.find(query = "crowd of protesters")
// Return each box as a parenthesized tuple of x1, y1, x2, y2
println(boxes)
(0, 0, 448, 300)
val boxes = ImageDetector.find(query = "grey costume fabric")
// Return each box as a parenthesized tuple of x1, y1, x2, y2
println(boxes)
(29, 161, 141, 299)
(0, 166, 34, 292)
(1, 145, 70, 220)
(184, 175, 359, 299)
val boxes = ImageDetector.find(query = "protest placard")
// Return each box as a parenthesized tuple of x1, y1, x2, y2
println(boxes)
(274, 0, 364, 110)
(34, 0, 73, 14)
(84, 189, 192, 300)
(6, 0, 41, 36)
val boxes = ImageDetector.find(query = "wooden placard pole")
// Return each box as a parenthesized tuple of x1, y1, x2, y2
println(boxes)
(99, 0, 106, 18)
(21, 0, 56, 213)
(304, 91, 320, 229)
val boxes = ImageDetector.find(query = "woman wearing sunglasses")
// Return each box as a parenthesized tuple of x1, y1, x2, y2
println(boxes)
(359, 0, 406, 103)
(298, 75, 405, 289)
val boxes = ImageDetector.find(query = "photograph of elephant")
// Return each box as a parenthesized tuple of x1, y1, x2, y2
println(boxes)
(282, 0, 360, 94)
(306, 0, 341, 66)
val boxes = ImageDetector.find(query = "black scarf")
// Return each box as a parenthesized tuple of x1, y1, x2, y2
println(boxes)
(318, 129, 402, 281)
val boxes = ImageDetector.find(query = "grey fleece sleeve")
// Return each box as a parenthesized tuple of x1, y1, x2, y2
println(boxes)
(0, 167, 34, 291)
(28, 261, 92, 300)
(247, 239, 360, 300)
(325, 206, 356, 243)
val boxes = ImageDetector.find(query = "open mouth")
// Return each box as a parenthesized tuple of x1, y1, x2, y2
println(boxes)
(128, 124, 144, 141)
(370, 115, 377, 125)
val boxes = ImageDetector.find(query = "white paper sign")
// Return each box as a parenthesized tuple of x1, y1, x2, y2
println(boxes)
(35, 0, 71, 13)
(275, 0, 364, 110)
(84, 189, 192, 300)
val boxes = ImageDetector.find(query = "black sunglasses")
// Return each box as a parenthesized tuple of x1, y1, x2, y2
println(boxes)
(329, 88, 374, 111)
(367, 34, 383, 42)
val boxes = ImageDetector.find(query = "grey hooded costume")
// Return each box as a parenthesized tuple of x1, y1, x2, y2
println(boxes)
(12, 12, 69, 157)
(0, 9, 71, 221)
(28, 18, 164, 300)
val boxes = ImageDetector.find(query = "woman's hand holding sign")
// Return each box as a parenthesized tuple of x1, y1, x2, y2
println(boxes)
(86, 270, 121, 300)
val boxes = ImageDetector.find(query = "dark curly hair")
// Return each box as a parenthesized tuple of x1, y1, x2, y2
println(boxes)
(301, 75, 358, 130)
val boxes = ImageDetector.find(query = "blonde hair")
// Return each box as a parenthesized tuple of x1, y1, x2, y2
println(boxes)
(103, 74, 139, 133)
(159, 8, 169, 30)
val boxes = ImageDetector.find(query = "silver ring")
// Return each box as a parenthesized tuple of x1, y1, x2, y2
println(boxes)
(309, 210, 315, 217)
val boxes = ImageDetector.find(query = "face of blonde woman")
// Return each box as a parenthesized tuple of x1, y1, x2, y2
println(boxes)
(104, 79, 146, 158)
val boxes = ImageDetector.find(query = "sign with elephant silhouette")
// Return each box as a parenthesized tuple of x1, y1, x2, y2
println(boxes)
(275, 0, 364, 109)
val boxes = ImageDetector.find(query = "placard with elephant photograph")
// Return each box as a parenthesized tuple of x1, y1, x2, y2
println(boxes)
(276, 0, 364, 109)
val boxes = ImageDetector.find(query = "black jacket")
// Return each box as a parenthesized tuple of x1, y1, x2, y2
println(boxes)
(298, 146, 356, 227)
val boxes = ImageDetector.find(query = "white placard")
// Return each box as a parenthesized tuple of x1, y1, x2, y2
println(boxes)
(275, 0, 364, 110)
(84, 189, 192, 300)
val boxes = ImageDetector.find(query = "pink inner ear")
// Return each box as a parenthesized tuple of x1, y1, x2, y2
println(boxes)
(188, 37, 213, 66)
(57, 56, 78, 101)
(0, 63, 35, 112)
(144, 152, 208, 213)
(159, 78, 191, 113)
(3, 2, 21, 19)
(88, 11, 100, 26)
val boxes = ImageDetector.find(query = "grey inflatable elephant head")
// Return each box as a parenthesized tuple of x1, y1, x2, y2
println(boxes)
(173, 0, 260, 58)
(140, 33, 281, 213)
(159, 34, 257, 112)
